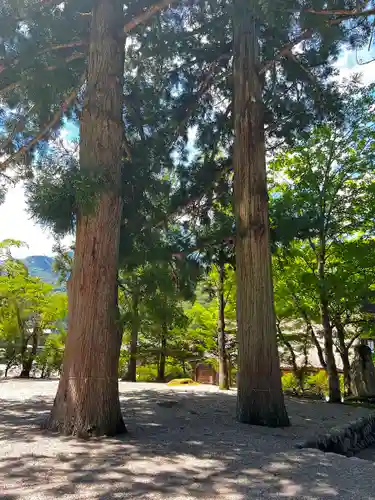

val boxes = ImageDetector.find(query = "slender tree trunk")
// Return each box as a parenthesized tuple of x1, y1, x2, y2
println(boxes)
(20, 326, 39, 378)
(306, 320, 326, 369)
(158, 325, 167, 382)
(123, 291, 139, 382)
(218, 262, 229, 390)
(334, 317, 351, 396)
(228, 355, 232, 386)
(318, 258, 341, 403)
(43, 0, 126, 437)
(233, 0, 289, 427)
(16, 305, 28, 376)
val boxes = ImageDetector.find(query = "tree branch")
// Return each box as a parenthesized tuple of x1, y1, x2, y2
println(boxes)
(0, 79, 83, 173)
(307, 7, 375, 26)
(171, 53, 231, 144)
(306, 7, 375, 19)
(347, 332, 361, 350)
(0, 52, 85, 96)
(0, 42, 87, 75)
(1, 0, 180, 96)
(124, 0, 179, 33)
(0, 105, 35, 154)
(260, 29, 314, 75)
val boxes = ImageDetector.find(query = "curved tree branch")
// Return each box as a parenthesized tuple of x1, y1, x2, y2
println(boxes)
(0, 79, 83, 173)
(124, 0, 179, 32)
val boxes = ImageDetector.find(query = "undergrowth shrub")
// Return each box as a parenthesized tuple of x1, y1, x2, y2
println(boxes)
(118, 349, 128, 378)
(135, 363, 186, 382)
(281, 372, 299, 392)
(306, 370, 328, 396)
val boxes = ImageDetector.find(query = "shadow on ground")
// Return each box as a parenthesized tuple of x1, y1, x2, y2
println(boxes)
(1, 383, 375, 499)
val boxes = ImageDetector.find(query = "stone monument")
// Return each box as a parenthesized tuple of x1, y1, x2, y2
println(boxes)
(350, 344, 375, 398)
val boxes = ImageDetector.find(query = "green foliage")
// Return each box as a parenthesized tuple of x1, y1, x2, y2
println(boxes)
(282, 370, 345, 398)
(134, 363, 185, 382)
(305, 371, 329, 397)
(118, 348, 129, 379)
(136, 364, 158, 382)
(271, 94, 375, 398)
(184, 264, 236, 355)
(27, 157, 110, 235)
(0, 239, 68, 376)
(35, 331, 66, 377)
(281, 372, 299, 392)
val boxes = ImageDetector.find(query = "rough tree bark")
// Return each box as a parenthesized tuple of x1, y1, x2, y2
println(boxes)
(218, 261, 230, 390)
(43, 0, 126, 437)
(123, 291, 140, 382)
(233, 0, 289, 427)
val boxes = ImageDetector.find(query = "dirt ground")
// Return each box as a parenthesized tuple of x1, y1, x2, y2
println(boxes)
(1, 380, 375, 499)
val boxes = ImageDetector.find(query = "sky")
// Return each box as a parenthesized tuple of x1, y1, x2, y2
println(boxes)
(1, 48, 375, 259)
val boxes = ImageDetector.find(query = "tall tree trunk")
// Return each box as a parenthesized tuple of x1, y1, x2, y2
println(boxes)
(158, 324, 167, 382)
(43, 0, 126, 437)
(20, 326, 39, 378)
(233, 0, 289, 427)
(218, 262, 230, 390)
(334, 316, 351, 396)
(123, 291, 139, 382)
(318, 260, 341, 403)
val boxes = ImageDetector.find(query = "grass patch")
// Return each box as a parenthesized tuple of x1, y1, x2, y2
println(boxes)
(167, 378, 200, 386)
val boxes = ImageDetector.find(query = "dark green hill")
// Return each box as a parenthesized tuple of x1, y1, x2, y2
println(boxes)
(22, 255, 62, 287)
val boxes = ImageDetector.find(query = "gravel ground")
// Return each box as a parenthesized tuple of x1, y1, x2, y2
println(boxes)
(1, 380, 375, 500)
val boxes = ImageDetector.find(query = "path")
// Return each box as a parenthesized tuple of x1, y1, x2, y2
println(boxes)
(1, 380, 375, 499)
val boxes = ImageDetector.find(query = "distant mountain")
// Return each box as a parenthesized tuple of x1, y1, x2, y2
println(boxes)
(22, 255, 60, 287)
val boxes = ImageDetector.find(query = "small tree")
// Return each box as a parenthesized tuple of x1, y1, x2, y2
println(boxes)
(0, 239, 67, 377)
(271, 100, 375, 400)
